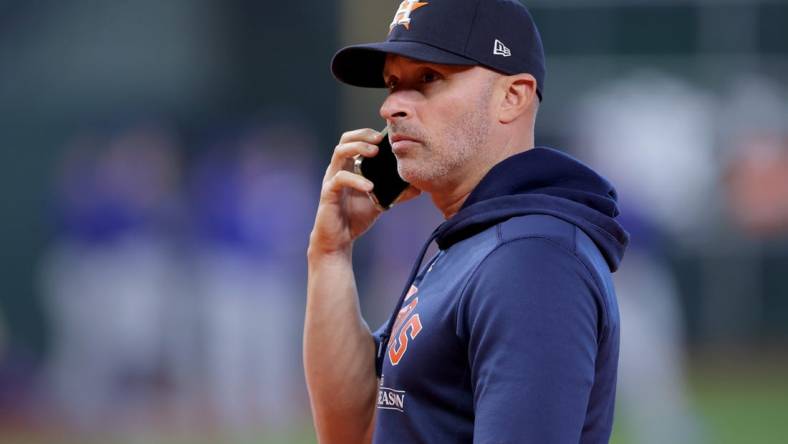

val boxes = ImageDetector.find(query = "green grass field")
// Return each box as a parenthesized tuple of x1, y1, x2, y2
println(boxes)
(685, 363, 788, 444)
(4, 358, 787, 444)
(611, 356, 788, 444)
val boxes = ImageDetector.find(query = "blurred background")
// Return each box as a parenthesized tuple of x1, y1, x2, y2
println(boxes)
(0, 0, 786, 443)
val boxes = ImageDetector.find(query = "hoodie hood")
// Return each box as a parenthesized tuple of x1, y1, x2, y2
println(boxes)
(434, 147, 629, 272)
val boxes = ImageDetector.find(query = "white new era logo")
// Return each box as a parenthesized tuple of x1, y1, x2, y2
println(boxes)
(493, 39, 511, 57)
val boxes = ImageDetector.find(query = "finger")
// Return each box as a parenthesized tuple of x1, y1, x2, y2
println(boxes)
(323, 141, 379, 183)
(339, 128, 384, 145)
(322, 170, 374, 200)
(335, 141, 379, 161)
(322, 129, 384, 183)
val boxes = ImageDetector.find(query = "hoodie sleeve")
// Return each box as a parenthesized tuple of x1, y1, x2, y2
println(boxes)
(457, 236, 601, 444)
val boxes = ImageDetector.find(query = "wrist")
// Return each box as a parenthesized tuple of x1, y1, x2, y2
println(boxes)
(307, 242, 353, 265)
(307, 228, 354, 262)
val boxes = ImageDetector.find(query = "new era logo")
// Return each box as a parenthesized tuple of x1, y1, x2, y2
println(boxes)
(493, 39, 511, 57)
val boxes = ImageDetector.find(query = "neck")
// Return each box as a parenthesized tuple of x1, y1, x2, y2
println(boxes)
(431, 134, 535, 219)
(431, 188, 473, 219)
(428, 158, 493, 218)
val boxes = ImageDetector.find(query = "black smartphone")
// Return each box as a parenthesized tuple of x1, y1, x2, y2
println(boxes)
(354, 127, 410, 210)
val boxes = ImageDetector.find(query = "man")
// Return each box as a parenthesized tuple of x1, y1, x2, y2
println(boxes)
(304, 1, 629, 443)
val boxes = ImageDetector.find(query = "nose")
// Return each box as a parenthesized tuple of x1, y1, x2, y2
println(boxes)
(379, 90, 411, 123)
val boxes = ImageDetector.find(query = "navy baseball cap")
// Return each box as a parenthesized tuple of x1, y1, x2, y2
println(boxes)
(331, 0, 546, 100)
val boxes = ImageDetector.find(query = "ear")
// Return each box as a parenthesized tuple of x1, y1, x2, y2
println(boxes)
(497, 74, 537, 124)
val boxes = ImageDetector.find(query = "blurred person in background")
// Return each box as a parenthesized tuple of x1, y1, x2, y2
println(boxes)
(721, 75, 788, 238)
(38, 122, 183, 430)
(718, 76, 788, 348)
(574, 71, 719, 243)
(574, 72, 712, 443)
(611, 208, 704, 444)
(188, 119, 315, 432)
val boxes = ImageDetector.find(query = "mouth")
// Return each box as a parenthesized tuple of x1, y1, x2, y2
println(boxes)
(389, 133, 422, 153)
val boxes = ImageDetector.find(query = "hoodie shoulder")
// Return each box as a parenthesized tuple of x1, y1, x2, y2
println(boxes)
(449, 214, 604, 297)
(499, 213, 616, 312)
(498, 213, 577, 251)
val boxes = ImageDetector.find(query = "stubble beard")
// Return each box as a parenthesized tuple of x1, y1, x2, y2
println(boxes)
(393, 89, 493, 189)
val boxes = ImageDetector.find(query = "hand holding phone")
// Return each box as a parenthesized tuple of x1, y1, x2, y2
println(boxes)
(354, 127, 410, 210)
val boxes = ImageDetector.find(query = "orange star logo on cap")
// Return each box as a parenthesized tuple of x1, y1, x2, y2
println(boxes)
(389, 0, 429, 32)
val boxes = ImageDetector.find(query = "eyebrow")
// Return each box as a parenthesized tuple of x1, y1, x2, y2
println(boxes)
(383, 63, 442, 80)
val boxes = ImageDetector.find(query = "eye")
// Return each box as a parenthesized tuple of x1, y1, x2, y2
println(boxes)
(386, 77, 398, 90)
(421, 71, 439, 83)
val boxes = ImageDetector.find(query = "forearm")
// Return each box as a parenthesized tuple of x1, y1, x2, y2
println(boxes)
(304, 248, 378, 443)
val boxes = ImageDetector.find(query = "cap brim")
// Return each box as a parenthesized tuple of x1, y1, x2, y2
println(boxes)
(331, 41, 478, 88)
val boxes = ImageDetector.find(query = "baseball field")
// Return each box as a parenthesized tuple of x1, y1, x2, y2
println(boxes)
(2, 355, 786, 444)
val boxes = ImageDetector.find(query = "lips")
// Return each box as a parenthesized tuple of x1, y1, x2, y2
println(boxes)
(390, 133, 421, 153)
(390, 133, 420, 144)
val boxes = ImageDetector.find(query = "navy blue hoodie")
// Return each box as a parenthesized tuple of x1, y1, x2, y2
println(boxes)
(371, 147, 629, 444)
